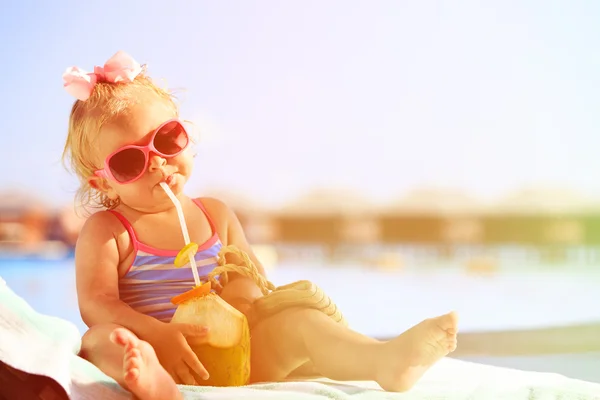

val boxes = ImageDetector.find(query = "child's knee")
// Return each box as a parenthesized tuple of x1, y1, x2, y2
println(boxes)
(80, 323, 126, 359)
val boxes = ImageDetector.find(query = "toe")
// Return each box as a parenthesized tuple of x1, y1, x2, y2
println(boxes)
(124, 367, 140, 383)
(110, 328, 139, 349)
(448, 342, 457, 352)
(437, 312, 459, 333)
(125, 349, 142, 370)
(127, 348, 141, 361)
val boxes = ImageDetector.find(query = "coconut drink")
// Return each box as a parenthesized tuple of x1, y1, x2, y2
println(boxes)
(170, 281, 251, 386)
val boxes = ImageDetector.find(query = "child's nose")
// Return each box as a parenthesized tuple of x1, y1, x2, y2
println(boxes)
(148, 153, 167, 171)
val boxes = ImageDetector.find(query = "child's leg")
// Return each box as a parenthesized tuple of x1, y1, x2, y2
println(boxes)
(80, 324, 182, 400)
(250, 309, 458, 392)
(80, 324, 125, 383)
(287, 361, 321, 379)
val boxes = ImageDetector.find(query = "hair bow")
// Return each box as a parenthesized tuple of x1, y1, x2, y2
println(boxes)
(62, 51, 143, 101)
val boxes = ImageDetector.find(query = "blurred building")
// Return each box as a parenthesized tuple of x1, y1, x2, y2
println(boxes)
(201, 187, 277, 245)
(4, 184, 600, 268)
(55, 206, 87, 247)
(482, 187, 586, 244)
(379, 188, 484, 246)
(0, 190, 66, 257)
(482, 187, 600, 265)
(272, 188, 379, 263)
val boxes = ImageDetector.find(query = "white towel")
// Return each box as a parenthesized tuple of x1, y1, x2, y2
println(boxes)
(1, 276, 599, 399)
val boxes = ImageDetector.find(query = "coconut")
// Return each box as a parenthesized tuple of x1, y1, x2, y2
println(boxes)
(171, 282, 251, 386)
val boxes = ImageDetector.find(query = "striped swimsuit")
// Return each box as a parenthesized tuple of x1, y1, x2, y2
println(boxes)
(110, 199, 222, 322)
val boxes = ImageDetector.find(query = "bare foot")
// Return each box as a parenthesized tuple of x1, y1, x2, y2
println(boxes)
(110, 328, 183, 400)
(377, 311, 459, 392)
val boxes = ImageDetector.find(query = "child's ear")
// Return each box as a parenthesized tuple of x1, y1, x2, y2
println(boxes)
(88, 175, 102, 190)
(88, 174, 107, 190)
(88, 175, 119, 200)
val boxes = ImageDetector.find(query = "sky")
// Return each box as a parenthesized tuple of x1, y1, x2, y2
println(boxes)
(1, 0, 599, 209)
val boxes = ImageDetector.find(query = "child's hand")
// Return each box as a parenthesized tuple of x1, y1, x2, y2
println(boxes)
(147, 322, 210, 385)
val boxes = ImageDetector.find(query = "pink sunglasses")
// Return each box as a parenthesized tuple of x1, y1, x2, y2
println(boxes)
(95, 119, 190, 184)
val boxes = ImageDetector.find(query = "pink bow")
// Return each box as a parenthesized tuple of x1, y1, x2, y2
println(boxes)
(62, 51, 143, 101)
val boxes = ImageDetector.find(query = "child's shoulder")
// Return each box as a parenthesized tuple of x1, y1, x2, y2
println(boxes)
(78, 210, 129, 244)
(75, 210, 135, 267)
(194, 196, 229, 212)
(193, 196, 232, 223)
(192, 196, 242, 232)
(81, 209, 123, 229)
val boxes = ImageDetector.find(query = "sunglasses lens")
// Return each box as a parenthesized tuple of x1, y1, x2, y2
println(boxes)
(154, 121, 189, 155)
(108, 148, 146, 183)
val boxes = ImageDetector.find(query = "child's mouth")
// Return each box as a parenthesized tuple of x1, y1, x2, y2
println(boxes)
(162, 174, 175, 186)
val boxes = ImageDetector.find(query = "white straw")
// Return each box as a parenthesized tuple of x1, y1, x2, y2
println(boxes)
(160, 182, 201, 286)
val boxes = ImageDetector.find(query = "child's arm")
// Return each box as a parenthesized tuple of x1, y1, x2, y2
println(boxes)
(200, 198, 266, 320)
(224, 203, 268, 278)
(75, 211, 164, 336)
(75, 211, 209, 383)
(199, 197, 267, 278)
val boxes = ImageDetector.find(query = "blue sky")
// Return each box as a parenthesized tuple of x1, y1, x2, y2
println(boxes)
(1, 1, 599, 208)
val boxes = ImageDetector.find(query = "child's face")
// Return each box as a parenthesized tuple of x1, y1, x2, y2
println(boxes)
(91, 100, 194, 211)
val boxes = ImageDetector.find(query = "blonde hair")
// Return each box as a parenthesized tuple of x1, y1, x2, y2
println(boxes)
(62, 72, 179, 214)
